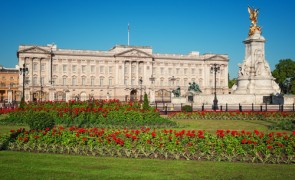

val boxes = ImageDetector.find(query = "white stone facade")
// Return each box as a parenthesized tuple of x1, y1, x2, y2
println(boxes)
(17, 44, 229, 102)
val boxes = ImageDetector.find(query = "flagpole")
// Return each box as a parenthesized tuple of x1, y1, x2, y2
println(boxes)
(128, 23, 130, 46)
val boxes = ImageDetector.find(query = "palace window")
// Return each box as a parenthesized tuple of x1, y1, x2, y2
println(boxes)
(161, 67, 164, 75)
(82, 65, 86, 74)
(184, 79, 187, 86)
(63, 77, 67, 86)
(131, 66, 136, 73)
(168, 68, 172, 75)
(100, 66, 104, 74)
(72, 65, 76, 73)
(109, 78, 112, 86)
(199, 69, 202, 76)
(53, 65, 57, 73)
(176, 68, 180, 74)
(199, 78, 203, 86)
(41, 64, 45, 71)
(91, 65, 95, 73)
(191, 68, 195, 74)
(63, 65, 67, 73)
(124, 66, 128, 75)
(40, 77, 44, 85)
(33, 63, 38, 72)
(153, 67, 156, 75)
(184, 68, 187, 75)
(91, 77, 95, 86)
(124, 79, 128, 85)
(72, 77, 76, 86)
(33, 77, 37, 85)
(82, 77, 86, 86)
(220, 69, 224, 76)
(99, 77, 104, 86)
(109, 67, 112, 74)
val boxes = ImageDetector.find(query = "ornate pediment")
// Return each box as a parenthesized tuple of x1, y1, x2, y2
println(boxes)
(18, 46, 50, 54)
(115, 49, 153, 58)
(206, 55, 228, 61)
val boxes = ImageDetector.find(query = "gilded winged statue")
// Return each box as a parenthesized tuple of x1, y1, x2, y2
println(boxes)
(248, 6, 261, 36)
(248, 6, 258, 26)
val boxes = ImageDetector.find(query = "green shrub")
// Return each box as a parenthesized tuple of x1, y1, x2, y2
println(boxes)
(143, 93, 149, 110)
(27, 111, 55, 130)
(19, 97, 25, 109)
(181, 105, 192, 112)
(269, 120, 295, 131)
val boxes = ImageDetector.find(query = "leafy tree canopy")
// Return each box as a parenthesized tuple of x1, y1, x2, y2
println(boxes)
(228, 73, 237, 88)
(272, 59, 295, 94)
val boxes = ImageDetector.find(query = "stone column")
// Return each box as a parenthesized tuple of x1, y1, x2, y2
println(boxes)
(49, 87, 55, 101)
(137, 61, 139, 85)
(115, 60, 119, 85)
(7, 90, 12, 103)
(65, 90, 70, 102)
(129, 61, 132, 85)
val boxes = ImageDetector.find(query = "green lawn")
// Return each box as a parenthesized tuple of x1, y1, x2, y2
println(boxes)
(0, 120, 294, 179)
(173, 119, 291, 133)
(0, 124, 29, 134)
(0, 151, 294, 180)
(0, 119, 290, 135)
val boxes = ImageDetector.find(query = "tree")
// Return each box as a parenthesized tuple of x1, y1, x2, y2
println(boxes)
(228, 73, 237, 89)
(143, 93, 149, 110)
(272, 59, 295, 94)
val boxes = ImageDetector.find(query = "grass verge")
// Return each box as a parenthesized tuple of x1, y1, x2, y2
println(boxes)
(173, 119, 292, 133)
(0, 151, 294, 180)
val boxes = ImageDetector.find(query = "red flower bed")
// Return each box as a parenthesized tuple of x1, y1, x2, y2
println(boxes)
(4, 126, 294, 164)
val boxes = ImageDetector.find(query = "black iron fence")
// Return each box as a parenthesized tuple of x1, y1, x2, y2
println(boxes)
(152, 103, 295, 114)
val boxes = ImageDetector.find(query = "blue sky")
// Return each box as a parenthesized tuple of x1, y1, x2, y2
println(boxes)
(0, 0, 294, 78)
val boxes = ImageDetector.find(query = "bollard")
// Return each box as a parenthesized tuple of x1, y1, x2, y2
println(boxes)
(220, 105, 223, 111)
(239, 103, 242, 112)
(226, 103, 228, 112)
(252, 103, 254, 112)
(260, 105, 263, 112)
(265, 103, 267, 112)
(202, 103, 204, 111)
(181, 103, 183, 111)
(281, 104, 284, 112)
(191, 102, 193, 112)
(165, 105, 168, 115)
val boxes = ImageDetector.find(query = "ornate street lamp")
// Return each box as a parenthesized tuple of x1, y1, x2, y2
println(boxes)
(149, 58, 156, 83)
(40, 85, 44, 102)
(139, 77, 143, 102)
(170, 76, 176, 87)
(210, 63, 220, 111)
(19, 63, 29, 101)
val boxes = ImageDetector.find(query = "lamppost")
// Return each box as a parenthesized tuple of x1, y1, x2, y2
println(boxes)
(40, 85, 44, 102)
(210, 63, 220, 111)
(139, 77, 143, 102)
(170, 76, 176, 88)
(149, 58, 155, 84)
(19, 63, 29, 101)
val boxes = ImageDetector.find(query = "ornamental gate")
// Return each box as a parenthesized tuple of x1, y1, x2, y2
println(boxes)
(155, 89, 171, 103)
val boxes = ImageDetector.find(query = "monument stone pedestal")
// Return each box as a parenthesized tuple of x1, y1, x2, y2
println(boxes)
(233, 30, 280, 95)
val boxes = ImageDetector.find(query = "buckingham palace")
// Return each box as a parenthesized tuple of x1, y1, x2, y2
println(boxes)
(17, 44, 229, 103)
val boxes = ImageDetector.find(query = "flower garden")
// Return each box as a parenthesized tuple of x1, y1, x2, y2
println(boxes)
(0, 100, 294, 164)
